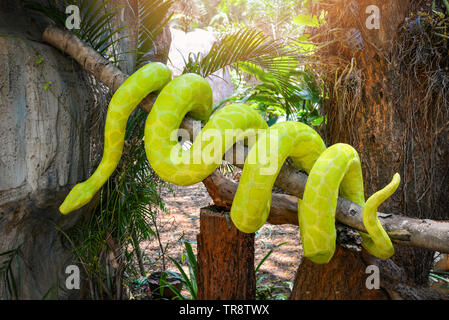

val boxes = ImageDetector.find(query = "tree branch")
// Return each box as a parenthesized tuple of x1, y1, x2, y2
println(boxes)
(42, 25, 449, 254)
(203, 171, 449, 254)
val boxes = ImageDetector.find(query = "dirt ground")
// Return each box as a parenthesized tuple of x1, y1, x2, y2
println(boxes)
(138, 181, 303, 300)
(132, 181, 449, 300)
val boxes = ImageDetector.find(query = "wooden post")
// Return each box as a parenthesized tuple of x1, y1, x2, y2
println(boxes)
(196, 206, 256, 300)
(290, 246, 389, 300)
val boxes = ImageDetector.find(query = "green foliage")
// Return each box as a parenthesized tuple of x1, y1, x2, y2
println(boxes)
(255, 278, 292, 300)
(136, 0, 174, 67)
(255, 241, 292, 300)
(59, 109, 171, 299)
(174, 1, 326, 125)
(255, 241, 287, 274)
(72, 0, 126, 58)
(26, 0, 126, 64)
(182, 27, 296, 78)
(217, 63, 324, 124)
(213, 0, 303, 38)
(159, 240, 291, 301)
(179, 25, 325, 124)
(161, 241, 198, 300)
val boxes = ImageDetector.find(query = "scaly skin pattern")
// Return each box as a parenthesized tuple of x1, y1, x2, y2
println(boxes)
(59, 62, 172, 214)
(144, 73, 268, 185)
(60, 63, 400, 264)
(231, 124, 400, 264)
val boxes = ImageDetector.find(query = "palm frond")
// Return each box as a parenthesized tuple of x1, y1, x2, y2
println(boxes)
(136, 0, 174, 67)
(182, 27, 298, 78)
(216, 59, 322, 122)
(25, 0, 125, 65)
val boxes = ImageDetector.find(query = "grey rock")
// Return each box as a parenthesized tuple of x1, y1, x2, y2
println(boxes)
(0, 1, 108, 299)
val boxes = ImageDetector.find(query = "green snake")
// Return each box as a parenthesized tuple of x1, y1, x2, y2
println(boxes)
(60, 62, 400, 264)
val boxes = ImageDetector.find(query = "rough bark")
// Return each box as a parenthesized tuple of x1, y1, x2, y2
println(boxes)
(332, 0, 448, 284)
(203, 171, 449, 253)
(290, 246, 389, 300)
(361, 250, 449, 300)
(41, 12, 449, 299)
(196, 206, 255, 300)
(292, 0, 449, 299)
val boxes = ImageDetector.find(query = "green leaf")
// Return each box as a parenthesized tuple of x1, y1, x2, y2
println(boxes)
(293, 14, 319, 27)
(266, 116, 279, 127)
(293, 35, 316, 53)
(136, 0, 174, 67)
(43, 81, 53, 90)
(255, 242, 287, 274)
(183, 27, 297, 78)
(310, 116, 324, 126)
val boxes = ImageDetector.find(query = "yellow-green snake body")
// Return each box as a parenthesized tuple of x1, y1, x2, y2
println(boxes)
(60, 62, 400, 264)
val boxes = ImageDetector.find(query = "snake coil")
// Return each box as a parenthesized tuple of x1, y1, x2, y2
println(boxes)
(60, 63, 400, 264)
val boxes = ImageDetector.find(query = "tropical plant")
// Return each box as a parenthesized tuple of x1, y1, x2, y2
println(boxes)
(199, 0, 303, 39)
(27, 0, 176, 299)
(178, 25, 324, 124)
(215, 62, 323, 124)
(255, 278, 293, 300)
(0, 245, 22, 300)
(25, 0, 127, 64)
(181, 27, 296, 79)
(160, 240, 289, 300)
(136, 0, 174, 67)
(255, 241, 290, 300)
(161, 241, 198, 300)
(58, 107, 172, 299)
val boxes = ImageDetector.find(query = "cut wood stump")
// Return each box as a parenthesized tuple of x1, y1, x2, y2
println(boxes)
(290, 246, 389, 300)
(197, 206, 256, 300)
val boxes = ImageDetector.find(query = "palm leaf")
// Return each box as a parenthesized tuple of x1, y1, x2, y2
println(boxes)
(183, 27, 298, 78)
(25, 0, 125, 65)
(136, 0, 174, 67)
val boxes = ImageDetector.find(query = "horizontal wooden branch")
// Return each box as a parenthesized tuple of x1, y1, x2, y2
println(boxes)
(42, 25, 449, 254)
(203, 171, 449, 254)
(43, 25, 158, 113)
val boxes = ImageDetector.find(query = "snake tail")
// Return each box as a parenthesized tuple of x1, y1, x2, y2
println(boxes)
(360, 173, 400, 259)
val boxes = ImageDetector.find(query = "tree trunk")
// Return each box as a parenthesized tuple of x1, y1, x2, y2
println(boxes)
(197, 206, 256, 300)
(0, 0, 108, 299)
(290, 247, 389, 300)
(292, 0, 449, 299)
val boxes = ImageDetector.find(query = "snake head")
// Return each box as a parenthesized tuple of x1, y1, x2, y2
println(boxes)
(59, 182, 94, 215)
